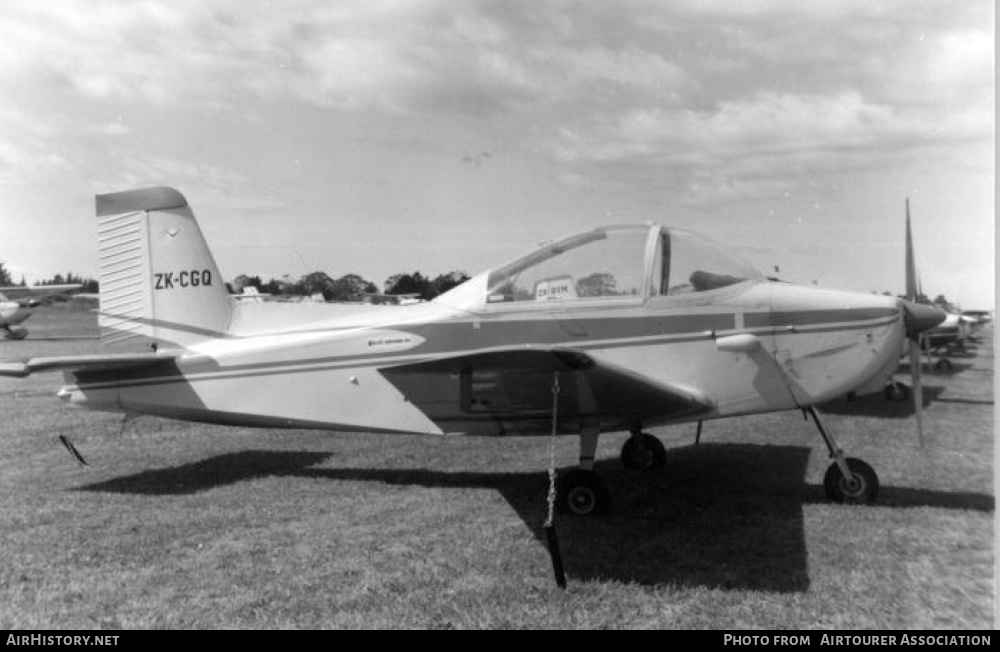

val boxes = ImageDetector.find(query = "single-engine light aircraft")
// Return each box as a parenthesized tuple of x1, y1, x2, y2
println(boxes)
(0, 187, 945, 515)
(0, 284, 83, 340)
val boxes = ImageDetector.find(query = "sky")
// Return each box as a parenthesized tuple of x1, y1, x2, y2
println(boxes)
(0, 0, 994, 308)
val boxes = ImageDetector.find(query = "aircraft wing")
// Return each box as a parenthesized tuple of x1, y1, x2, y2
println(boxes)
(0, 352, 178, 378)
(0, 284, 83, 298)
(381, 347, 711, 429)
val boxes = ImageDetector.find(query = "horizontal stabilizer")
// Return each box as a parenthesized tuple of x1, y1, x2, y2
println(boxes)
(0, 351, 179, 378)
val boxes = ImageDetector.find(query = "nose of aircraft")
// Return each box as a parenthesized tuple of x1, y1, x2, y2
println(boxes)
(900, 299, 947, 339)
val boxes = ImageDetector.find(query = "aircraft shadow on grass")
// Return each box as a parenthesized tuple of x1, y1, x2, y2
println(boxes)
(29, 335, 101, 341)
(898, 359, 976, 374)
(0, 336, 100, 350)
(77, 443, 994, 592)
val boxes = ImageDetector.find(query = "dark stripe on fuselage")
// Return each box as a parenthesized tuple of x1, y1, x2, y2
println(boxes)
(744, 307, 898, 328)
(402, 313, 736, 356)
(101, 310, 736, 344)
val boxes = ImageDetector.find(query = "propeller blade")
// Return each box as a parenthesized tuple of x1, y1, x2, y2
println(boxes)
(908, 337, 925, 446)
(903, 199, 937, 447)
(905, 198, 917, 301)
(900, 197, 948, 446)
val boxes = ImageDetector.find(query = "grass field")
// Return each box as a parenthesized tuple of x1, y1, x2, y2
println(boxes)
(0, 305, 993, 629)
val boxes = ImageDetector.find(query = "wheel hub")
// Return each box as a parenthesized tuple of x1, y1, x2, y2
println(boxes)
(634, 446, 654, 469)
(568, 487, 595, 514)
(841, 476, 863, 494)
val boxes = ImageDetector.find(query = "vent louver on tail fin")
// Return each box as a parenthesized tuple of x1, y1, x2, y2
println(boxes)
(97, 210, 154, 348)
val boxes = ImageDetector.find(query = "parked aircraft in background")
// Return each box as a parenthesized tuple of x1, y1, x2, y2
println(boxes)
(0, 187, 944, 516)
(0, 284, 83, 340)
(914, 310, 990, 374)
(961, 310, 992, 328)
(961, 311, 992, 342)
(231, 286, 270, 303)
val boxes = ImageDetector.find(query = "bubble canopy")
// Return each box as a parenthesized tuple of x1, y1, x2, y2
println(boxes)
(480, 224, 763, 306)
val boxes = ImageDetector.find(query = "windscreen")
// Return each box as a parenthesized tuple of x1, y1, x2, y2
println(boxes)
(486, 226, 650, 304)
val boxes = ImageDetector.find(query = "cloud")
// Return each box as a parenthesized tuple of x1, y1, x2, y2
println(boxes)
(545, 87, 992, 207)
(0, 0, 990, 208)
(0, 1, 698, 114)
(0, 108, 74, 183)
(1, 1, 989, 115)
(86, 154, 288, 215)
(567, 93, 854, 161)
(87, 122, 131, 137)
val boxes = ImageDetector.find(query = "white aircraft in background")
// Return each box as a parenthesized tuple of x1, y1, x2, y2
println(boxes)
(0, 284, 83, 340)
(0, 187, 944, 516)
(231, 286, 269, 303)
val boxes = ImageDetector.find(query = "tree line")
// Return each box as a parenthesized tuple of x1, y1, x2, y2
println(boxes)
(229, 269, 471, 302)
(0, 263, 98, 292)
(1, 260, 468, 302)
(878, 290, 960, 312)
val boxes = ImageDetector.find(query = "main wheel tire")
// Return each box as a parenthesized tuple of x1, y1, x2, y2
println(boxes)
(556, 469, 611, 516)
(823, 458, 879, 504)
(620, 432, 667, 470)
(884, 381, 909, 401)
(934, 358, 953, 372)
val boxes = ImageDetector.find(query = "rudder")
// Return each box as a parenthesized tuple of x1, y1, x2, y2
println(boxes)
(96, 187, 231, 349)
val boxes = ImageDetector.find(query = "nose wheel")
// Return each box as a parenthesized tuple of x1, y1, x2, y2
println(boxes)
(806, 406, 880, 505)
(823, 457, 879, 503)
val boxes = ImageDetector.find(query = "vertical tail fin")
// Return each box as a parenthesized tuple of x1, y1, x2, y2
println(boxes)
(96, 187, 231, 349)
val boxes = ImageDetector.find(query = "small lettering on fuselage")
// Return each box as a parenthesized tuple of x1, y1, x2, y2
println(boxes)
(154, 270, 213, 290)
(368, 336, 413, 348)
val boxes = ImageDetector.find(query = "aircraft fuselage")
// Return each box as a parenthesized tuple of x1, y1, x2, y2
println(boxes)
(58, 279, 903, 437)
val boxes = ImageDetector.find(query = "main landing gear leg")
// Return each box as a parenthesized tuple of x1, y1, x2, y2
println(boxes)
(555, 424, 610, 516)
(3, 325, 27, 340)
(578, 427, 598, 471)
(806, 406, 879, 504)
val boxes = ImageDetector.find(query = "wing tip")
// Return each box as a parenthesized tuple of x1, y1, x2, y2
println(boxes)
(0, 362, 29, 378)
